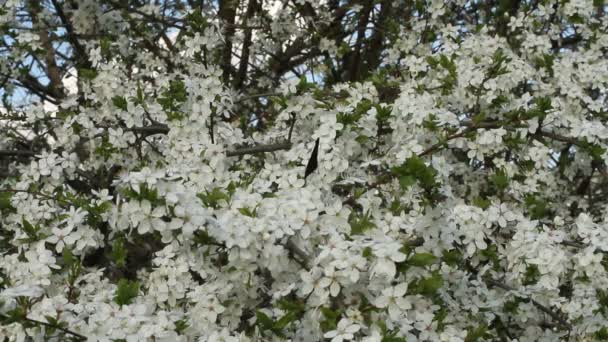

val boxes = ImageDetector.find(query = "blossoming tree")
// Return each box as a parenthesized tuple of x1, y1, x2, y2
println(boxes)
(1, 0, 607, 341)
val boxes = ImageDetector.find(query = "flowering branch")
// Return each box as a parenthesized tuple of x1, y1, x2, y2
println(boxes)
(22, 316, 86, 341)
(485, 278, 572, 330)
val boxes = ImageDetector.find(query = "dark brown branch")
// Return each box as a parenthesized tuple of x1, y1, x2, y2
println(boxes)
(234, 0, 258, 89)
(23, 316, 86, 341)
(284, 238, 310, 270)
(348, 0, 373, 82)
(0, 150, 36, 157)
(129, 124, 171, 136)
(30, 1, 64, 98)
(485, 278, 572, 330)
(219, 0, 238, 84)
(51, 0, 92, 70)
(226, 141, 292, 157)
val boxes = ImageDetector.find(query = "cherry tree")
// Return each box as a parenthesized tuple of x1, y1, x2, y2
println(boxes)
(0, 0, 607, 341)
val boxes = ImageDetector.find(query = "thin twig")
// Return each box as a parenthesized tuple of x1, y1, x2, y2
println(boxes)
(23, 317, 86, 341)
(288, 113, 297, 143)
(284, 238, 310, 270)
(0, 150, 36, 157)
(485, 278, 572, 330)
(226, 142, 292, 157)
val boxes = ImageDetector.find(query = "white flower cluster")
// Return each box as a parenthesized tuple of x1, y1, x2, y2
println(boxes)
(1, 1, 608, 341)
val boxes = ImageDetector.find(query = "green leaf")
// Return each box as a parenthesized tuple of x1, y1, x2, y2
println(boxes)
(273, 311, 297, 330)
(320, 307, 341, 332)
(414, 272, 443, 296)
(392, 156, 438, 191)
(238, 207, 257, 218)
(349, 211, 376, 235)
(407, 253, 438, 267)
(472, 197, 491, 210)
(503, 298, 522, 314)
(524, 195, 548, 219)
(522, 264, 540, 286)
(0, 192, 14, 210)
(255, 311, 274, 330)
(197, 188, 230, 209)
(62, 248, 76, 266)
(479, 244, 500, 270)
(398, 175, 416, 189)
(465, 324, 488, 342)
(78, 68, 98, 80)
(99, 36, 112, 58)
(491, 169, 509, 191)
(277, 298, 306, 316)
(21, 218, 41, 240)
(442, 249, 462, 266)
(112, 96, 128, 110)
(111, 237, 127, 268)
(175, 319, 189, 334)
(136, 81, 144, 104)
(114, 279, 140, 306)
(595, 327, 608, 340)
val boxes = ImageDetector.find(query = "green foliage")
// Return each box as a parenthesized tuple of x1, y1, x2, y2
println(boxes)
(193, 230, 221, 248)
(112, 96, 128, 111)
(94, 136, 119, 160)
(596, 289, 608, 318)
(534, 54, 555, 76)
(487, 49, 511, 78)
(19, 218, 45, 243)
(197, 187, 231, 209)
(175, 319, 189, 334)
(349, 210, 376, 235)
(111, 236, 127, 268)
(114, 279, 140, 306)
(62, 247, 76, 266)
(86, 200, 113, 227)
(465, 324, 489, 342)
(375, 104, 392, 123)
(377, 321, 407, 341)
(407, 253, 438, 267)
(524, 195, 548, 219)
(255, 309, 298, 338)
(238, 207, 257, 218)
(78, 68, 98, 80)
(320, 307, 342, 332)
(157, 80, 187, 121)
(522, 97, 552, 120)
(0, 192, 14, 212)
(123, 184, 160, 203)
(490, 169, 509, 191)
(503, 298, 522, 314)
(185, 10, 209, 31)
(595, 327, 608, 340)
(426, 54, 458, 94)
(99, 36, 113, 59)
(42, 315, 70, 336)
(337, 99, 372, 126)
(442, 249, 463, 267)
(579, 139, 608, 162)
(410, 272, 443, 297)
(422, 114, 440, 131)
(471, 197, 491, 210)
(522, 264, 541, 286)
(392, 156, 438, 191)
(479, 244, 500, 270)
(362, 246, 373, 259)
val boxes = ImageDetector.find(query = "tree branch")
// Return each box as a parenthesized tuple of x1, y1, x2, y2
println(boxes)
(226, 141, 292, 157)
(23, 316, 86, 341)
(485, 278, 572, 330)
